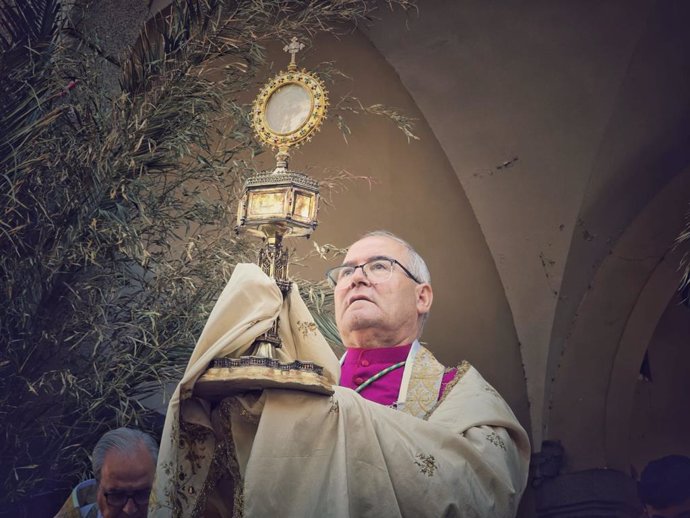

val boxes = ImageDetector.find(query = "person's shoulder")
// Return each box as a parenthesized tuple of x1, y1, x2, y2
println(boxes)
(418, 343, 469, 373)
(53, 479, 99, 518)
(73, 479, 98, 508)
(446, 361, 497, 394)
(83, 503, 100, 518)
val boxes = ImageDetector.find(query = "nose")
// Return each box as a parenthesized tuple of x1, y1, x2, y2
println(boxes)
(348, 264, 371, 286)
(122, 497, 140, 515)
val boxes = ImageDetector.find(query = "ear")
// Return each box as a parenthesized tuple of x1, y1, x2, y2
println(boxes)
(415, 283, 433, 316)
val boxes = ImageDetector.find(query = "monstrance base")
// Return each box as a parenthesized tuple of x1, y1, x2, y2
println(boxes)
(193, 357, 334, 400)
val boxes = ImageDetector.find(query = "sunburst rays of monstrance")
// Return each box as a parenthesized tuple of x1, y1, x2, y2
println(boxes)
(194, 38, 334, 399)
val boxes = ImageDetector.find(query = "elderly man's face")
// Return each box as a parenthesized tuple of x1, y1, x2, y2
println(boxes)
(334, 235, 432, 348)
(96, 443, 155, 518)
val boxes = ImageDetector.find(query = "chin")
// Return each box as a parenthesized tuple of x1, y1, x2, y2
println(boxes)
(343, 312, 380, 332)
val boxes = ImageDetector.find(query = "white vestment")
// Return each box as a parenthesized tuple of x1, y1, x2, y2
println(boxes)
(150, 264, 530, 518)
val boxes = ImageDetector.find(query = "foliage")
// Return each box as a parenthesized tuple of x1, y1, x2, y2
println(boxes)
(677, 210, 690, 298)
(0, 0, 413, 503)
(335, 94, 419, 143)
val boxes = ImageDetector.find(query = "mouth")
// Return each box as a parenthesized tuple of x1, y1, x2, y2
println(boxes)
(347, 294, 373, 307)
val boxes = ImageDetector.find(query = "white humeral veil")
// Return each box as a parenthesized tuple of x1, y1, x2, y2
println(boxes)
(151, 263, 530, 518)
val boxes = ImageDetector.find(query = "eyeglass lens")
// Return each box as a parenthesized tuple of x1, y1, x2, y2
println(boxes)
(105, 489, 151, 506)
(332, 259, 393, 284)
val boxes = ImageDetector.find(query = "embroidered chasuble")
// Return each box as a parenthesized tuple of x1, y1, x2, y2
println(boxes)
(150, 264, 530, 518)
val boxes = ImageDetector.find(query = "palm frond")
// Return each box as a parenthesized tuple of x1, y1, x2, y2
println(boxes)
(0, 0, 416, 503)
(676, 208, 690, 294)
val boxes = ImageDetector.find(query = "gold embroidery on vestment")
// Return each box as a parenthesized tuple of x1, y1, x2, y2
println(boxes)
(484, 430, 507, 450)
(414, 453, 438, 477)
(296, 320, 318, 337)
(423, 360, 471, 420)
(403, 346, 445, 419)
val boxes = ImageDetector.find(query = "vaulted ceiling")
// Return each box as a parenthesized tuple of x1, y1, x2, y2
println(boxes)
(79, 0, 690, 471)
(363, 0, 690, 457)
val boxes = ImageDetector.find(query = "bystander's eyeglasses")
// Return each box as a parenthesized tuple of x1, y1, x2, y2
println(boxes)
(326, 257, 421, 288)
(103, 488, 151, 507)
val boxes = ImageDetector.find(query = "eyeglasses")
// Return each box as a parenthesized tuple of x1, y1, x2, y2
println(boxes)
(326, 257, 421, 288)
(103, 488, 151, 507)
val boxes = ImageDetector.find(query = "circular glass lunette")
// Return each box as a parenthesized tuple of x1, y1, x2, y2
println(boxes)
(264, 82, 313, 135)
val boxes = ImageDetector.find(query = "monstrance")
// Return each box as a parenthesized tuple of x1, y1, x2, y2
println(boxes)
(193, 38, 333, 399)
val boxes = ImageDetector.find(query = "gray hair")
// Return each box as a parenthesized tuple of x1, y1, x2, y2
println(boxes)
(361, 230, 431, 284)
(359, 230, 432, 336)
(92, 427, 158, 481)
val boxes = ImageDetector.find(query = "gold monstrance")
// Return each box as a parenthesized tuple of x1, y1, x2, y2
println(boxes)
(194, 38, 333, 399)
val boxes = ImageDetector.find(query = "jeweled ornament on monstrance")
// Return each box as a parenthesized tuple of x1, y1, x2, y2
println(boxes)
(194, 38, 333, 399)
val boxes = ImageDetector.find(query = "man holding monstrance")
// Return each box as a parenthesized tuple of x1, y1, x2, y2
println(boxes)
(150, 39, 529, 518)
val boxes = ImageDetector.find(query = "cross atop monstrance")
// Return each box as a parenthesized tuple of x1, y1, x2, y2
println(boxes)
(194, 38, 332, 399)
(284, 36, 305, 71)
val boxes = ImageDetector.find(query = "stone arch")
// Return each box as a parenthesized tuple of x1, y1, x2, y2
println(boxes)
(546, 170, 690, 472)
(603, 248, 684, 470)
